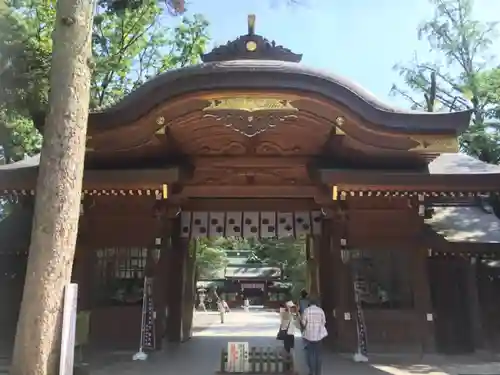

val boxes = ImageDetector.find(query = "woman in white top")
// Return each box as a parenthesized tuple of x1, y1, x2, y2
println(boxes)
(279, 301, 301, 353)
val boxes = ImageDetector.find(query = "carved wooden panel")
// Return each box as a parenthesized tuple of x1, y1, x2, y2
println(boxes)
(203, 112, 298, 138)
(169, 116, 248, 156)
(86, 92, 437, 163)
(189, 166, 310, 186)
(179, 211, 323, 239)
(168, 111, 332, 156)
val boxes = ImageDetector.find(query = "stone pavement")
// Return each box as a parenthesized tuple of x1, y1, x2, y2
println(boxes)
(90, 310, 389, 375)
(88, 310, 500, 375)
(93, 310, 500, 375)
(193, 311, 225, 332)
(3, 310, 500, 375)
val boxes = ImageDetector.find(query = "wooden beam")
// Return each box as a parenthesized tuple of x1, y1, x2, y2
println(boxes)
(0, 167, 182, 191)
(181, 185, 321, 199)
(180, 198, 321, 211)
(318, 169, 500, 191)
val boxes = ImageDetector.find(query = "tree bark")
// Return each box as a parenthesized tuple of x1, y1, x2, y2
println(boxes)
(9, 0, 93, 373)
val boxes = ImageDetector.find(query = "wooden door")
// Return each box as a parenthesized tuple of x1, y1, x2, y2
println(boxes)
(428, 257, 474, 354)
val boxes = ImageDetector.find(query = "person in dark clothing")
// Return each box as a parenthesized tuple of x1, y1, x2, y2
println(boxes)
(298, 289, 310, 315)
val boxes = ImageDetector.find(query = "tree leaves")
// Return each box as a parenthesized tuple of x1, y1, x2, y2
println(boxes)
(90, 5, 209, 108)
(195, 237, 230, 279)
(0, 0, 209, 161)
(392, 0, 500, 164)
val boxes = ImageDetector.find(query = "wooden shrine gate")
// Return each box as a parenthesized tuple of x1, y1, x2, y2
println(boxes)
(1, 15, 499, 355)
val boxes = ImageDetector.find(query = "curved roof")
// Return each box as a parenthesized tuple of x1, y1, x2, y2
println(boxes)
(87, 60, 472, 134)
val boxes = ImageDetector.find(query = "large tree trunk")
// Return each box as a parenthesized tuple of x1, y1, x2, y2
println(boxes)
(9, 0, 94, 373)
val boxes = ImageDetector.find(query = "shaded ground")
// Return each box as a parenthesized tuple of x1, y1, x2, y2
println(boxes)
(88, 310, 500, 375)
(2, 310, 500, 375)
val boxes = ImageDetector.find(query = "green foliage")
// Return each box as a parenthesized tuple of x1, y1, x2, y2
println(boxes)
(0, 0, 209, 161)
(250, 237, 307, 296)
(195, 237, 230, 279)
(194, 237, 263, 279)
(91, 9, 209, 108)
(391, 0, 500, 163)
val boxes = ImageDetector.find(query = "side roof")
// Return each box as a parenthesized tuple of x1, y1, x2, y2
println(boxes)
(428, 153, 500, 174)
(426, 206, 500, 243)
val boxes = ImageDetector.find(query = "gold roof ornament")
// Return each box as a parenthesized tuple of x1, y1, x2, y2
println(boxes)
(203, 97, 298, 113)
(248, 14, 256, 35)
(246, 41, 257, 52)
(409, 136, 458, 153)
(246, 15, 257, 51)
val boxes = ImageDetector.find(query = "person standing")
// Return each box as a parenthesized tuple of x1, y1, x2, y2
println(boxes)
(243, 297, 250, 312)
(198, 293, 207, 311)
(301, 298, 327, 375)
(278, 301, 301, 371)
(217, 299, 225, 324)
(298, 289, 310, 315)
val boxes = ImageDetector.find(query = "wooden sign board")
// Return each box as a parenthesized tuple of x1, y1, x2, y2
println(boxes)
(227, 342, 249, 373)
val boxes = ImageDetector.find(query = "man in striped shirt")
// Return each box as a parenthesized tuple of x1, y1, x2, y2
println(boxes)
(301, 298, 327, 375)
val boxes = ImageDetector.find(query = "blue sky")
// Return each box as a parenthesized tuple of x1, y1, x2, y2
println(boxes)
(185, 0, 500, 108)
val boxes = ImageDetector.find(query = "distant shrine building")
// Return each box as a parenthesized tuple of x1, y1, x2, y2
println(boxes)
(1, 15, 500, 355)
(196, 250, 291, 309)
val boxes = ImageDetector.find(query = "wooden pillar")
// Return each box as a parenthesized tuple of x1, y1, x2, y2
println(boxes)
(181, 242, 196, 342)
(465, 257, 486, 352)
(151, 211, 173, 350)
(306, 235, 320, 298)
(71, 244, 93, 311)
(165, 216, 186, 343)
(318, 219, 335, 347)
(412, 248, 436, 353)
(74, 211, 93, 311)
(153, 240, 168, 349)
(330, 217, 357, 352)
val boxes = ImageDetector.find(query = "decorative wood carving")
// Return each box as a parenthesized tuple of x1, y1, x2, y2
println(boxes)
(179, 211, 323, 239)
(197, 141, 248, 155)
(254, 141, 303, 155)
(203, 113, 298, 138)
(202, 97, 299, 137)
(190, 166, 309, 186)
